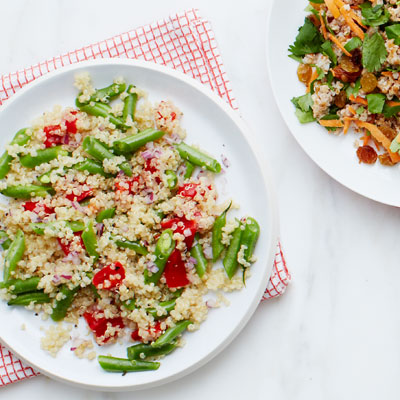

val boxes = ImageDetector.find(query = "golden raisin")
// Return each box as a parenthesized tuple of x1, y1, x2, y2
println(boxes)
(340, 56, 360, 73)
(334, 91, 347, 109)
(356, 145, 377, 164)
(379, 124, 397, 141)
(360, 72, 377, 94)
(297, 64, 312, 84)
(379, 152, 395, 166)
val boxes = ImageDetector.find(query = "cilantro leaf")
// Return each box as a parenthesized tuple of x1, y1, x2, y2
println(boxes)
(360, 3, 390, 27)
(362, 32, 387, 72)
(366, 93, 386, 114)
(344, 37, 362, 53)
(291, 93, 316, 123)
(385, 24, 400, 46)
(346, 78, 361, 98)
(289, 18, 324, 57)
(382, 103, 400, 118)
(321, 41, 337, 65)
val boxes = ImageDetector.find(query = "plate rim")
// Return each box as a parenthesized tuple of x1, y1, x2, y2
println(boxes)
(0, 58, 279, 391)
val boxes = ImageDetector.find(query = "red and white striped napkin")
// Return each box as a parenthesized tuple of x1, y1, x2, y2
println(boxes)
(0, 9, 291, 386)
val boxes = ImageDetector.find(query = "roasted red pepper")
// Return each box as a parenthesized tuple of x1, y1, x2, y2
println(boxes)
(161, 217, 197, 249)
(83, 310, 124, 343)
(57, 232, 84, 256)
(115, 176, 141, 194)
(144, 158, 161, 184)
(65, 111, 78, 134)
(131, 321, 163, 342)
(43, 124, 63, 148)
(177, 182, 200, 198)
(163, 248, 190, 288)
(92, 262, 126, 290)
(23, 201, 54, 215)
(66, 189, 93, 202)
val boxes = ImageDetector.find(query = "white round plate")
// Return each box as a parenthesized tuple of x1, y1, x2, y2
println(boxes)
(268, 0, 400, 207)
(0, 59, 278, 391)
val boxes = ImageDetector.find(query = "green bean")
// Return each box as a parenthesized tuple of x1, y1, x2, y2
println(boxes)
(122, 298, 136, 310)
(127, 342, 176, 360)
(20, 146, 69, 168)
(113, 128, 165, 155)
(89, 82, 126, 103)
(50, 284, 80, 321)
(240, 217, 260, 264)
(74, 159, 111, 178)
(0, 277, 40, 294)
(1, 184, 55, 199)
(144, 229, 175, 285)
(90, 283, 100, 299)
(151, 320, 192, 348)
(122, 85, 138, 123)
(164, 170, 177, 189)
(82, 220, 99, 261)
(38, 169, 56, 185)
(96, 207, 116, 223)
(82, 137, 132, 177)
(175, 142, 221, 173)
(30, 221, 85, 235)
(190, 235, 207, 278)
(3, 230, 25, 282)
(0, 230, 12, 250)
(212, 202, 231, 262)
(146, 299, 178, 320)
(114, 237, 148, 255)
(98, 356, 160, 372)
(153, 209, 165, 221)
(8, 291, 50, 306)
(0, 128, 30, 179)
(183, 160, 195, 180)
(223, 223, 243, 279)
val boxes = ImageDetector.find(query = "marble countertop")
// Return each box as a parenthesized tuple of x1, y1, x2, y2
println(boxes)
(2, 0, 400, 399)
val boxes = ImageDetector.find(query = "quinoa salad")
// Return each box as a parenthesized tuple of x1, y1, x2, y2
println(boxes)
(0, 74, 260, 373)
(290, 0, 400, 165)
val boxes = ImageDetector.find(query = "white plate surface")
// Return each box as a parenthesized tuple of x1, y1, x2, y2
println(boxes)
(0, 59, 278, 391)
(268, 0, 400, 207)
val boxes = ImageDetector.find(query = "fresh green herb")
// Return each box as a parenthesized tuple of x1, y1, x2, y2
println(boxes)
(289, 18, 324, 57)
(385, 24, 400, 46)
(344, 37, 362, 53)
(383, 102, 400, 118)
(356, 106, 365, 115)
(309, 0, 324, 3)
(366, 93, 386, 114)
(321, 41, 337, 66)
(360, 3, 390, 27)
(326, 71, 335, 90)
(346, 78, 361, 98)
(362, 32, 387, 72)
(291, 93, 316, 124)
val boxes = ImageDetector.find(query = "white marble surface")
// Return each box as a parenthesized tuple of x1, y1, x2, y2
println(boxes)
(2, 0, 400, 399)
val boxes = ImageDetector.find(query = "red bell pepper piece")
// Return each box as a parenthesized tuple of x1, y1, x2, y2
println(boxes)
(144, 158, 161, 184)
(177, 182, 200, 198)
(163, 248, 190, 288)
(83, 310, 124, 343)
(66, 189, 93, 202)
(65, 111, 78, 134)
(57, 232, 84, 256)
(115, 176, 141, 194)
(131, 321, 163, 342)
(161, 217, 197, 249)
(92, 262, 126, 290)
(22, 201, 54, 215)
(43, 124, 63, 148)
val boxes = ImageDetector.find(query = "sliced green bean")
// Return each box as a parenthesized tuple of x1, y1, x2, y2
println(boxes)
(240, 217, 260, 264)
(20, 146, 69, 168)
(113, 128, 165, 155)
(0, 230, 12, 250)
(3, 230, 25, 282)
(50, 284, 80, 321)
(89, 82, 126, 103)
(82, 220, 99, 261)
(190, 235, 207, 278)
(151, 320, 192, 348)
(8, 291, 50, 306)
(146, 298, 178, 320)
(144, 229, 175, 285)
(0, 277, 40, 294)
(114, 237, 148, 255)
(98, 356, 160, 372)
(223, 223, 243, 279)
(183, 160, 195, 180)
(122, 85, 138, 123)
(212, 202, 231, 262)
(30, 221, 85, 235)
(74, 159, 111, 178)
(164, 170, 177, 189)
(96, 207, 116, 223)
(0, 128, 30, 179)
(127, 342, 176, 360)
(122, 298, 136, 310)
(175, 142, 221, 173)
(1, 185, 55, 199)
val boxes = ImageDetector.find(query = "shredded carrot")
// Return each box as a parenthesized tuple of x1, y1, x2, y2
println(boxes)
(325, 0, 340, 18)
(381, 71, 393, 77)
(343, 118, 351, 134)
(340, 8, 365, 39)
(386, 100, 400, 107)
(320, 13, 328, 40)
(349, 94, 368, 106)
(306, 69, 319, 93)
(318, 119, 344, 127)
(328, 33, 353, 57)
(360, 133, 370, 146)
(355, 121, 400, 163)
(348, 106, 357, 115)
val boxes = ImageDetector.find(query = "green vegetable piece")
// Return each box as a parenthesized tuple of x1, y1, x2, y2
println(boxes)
(0, 128, 30, 179)
(114, 237, 148, 255)
(146, 298, 179, 320)
(113, 129, 165, 155)
(0, 277, 40, 294)
(98, 356, 160, 372)
(175, 142, 221, 173)
(390, 137, 400, 154)
(383, 102, 400, 118)
(74, 159, 111, 177)
(127, 342, 176, 360)
(240, 217, 260, 264)
(122, 85, 138, 123)
(212, 202, 231, 262)
(362, 32, 387, 73)
(0, 230, 12, 250)
(386, 24, 400, 46)
(151, 320, 192, 348)
(183, 161, 195, 180)
(20, 146, 68, 168)
(291, 93, 316, 124)
(90, 82, 126, 103)
(360, 2, 390, 27)
(190, 235, 208, 278)
(223, 223, 243, 279)
(50, 284, 80, 321)
(164, 170, 178, 189)
(1, 185, 55, 199)
(30, 221, 85, 235)
(344, 37, 362, 53)
(288, 18, 324, 57)
(346, 78, 361, 99)
(122, 298, 136, 310)
(96, 207, 116, 223)
(82, 220, 99, 261)
(8, 291, 50, 306)
(366, 93, 386, 114)
(3, 230, 25, 282)
(144, 229, 175, 285)
(321, 41, 337, 66)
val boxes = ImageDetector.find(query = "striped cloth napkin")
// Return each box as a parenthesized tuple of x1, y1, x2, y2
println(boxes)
(0, 9, 291, 387)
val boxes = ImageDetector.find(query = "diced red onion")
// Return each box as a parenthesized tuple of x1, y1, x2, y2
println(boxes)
(52, 275, 61, 284)
(189, 256, 198, 265)
(145, 142, 154, 149)
(29, 214, 42, 223)
(60, 274, 72, 280)
(121, 225, 129, 232)
(62, 134, 70, 145)
(144, 192, 154, 204)
(147, 262, 159, 273)
(203, 245, 213, 260)
(70, 347, 77, 351)
(96, 223, 104, 236)
(185, 261, 195, 270)
(206, 299, 217, 308)
(71, 201, 86, 214)
(62, 251, 81, 265)
(164, 133, 182, 144)
(141, 150, 153, 160)
(183, 228, 192, 237)
(221, 154, 230, 168)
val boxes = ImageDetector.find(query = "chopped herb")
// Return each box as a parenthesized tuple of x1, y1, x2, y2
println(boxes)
(356, 106, 365, 115)
(382, 102, 400, 118)
(360, 3, 390, 27)
(321, 41, 337, 66)
(309, 65, 325, 94)
(362, 32, 387, 73)
(344, 37, 362, 53)
(346, 78, 361, 98)
(289, 18, 324, 57)
(366, 93, 386, 114)
(291, 93, 316, 124)
(385, 24, 400, 46)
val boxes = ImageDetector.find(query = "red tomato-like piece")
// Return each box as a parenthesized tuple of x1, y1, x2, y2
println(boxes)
(23, 201, 54, 216)
(57, 232, 84, 256)
(92, 262, 126, 290)
(66, 189, 93, 202)
(65, 111, 78, 134)
(131, 321, 163, 342)
(83, 311, 124, 343)
(161, 217, 197, 249)
(163, 249, 190, 288)
(177, 183, 200, 198)
(43, 125, 63, 148)
(115, 176, 141, 194)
